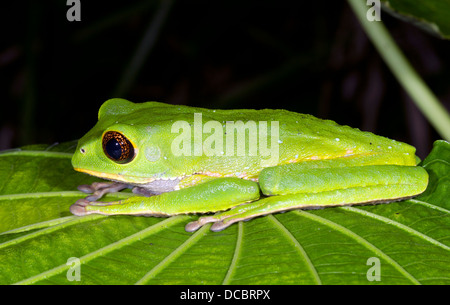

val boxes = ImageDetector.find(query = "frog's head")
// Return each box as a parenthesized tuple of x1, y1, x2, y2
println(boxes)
(72, 99, 186, 185)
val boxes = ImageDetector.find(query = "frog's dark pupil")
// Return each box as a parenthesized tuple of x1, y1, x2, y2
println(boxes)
(102, 131, 135, 163)
(105, 138, 122, 160)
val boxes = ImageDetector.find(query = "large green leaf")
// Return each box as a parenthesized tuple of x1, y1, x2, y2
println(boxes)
(381, 0, 450, 39)
(0, 140, 449, 285)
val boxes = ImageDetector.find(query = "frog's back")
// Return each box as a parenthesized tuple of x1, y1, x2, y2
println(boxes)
(100, 99, 417, 178)
(135, 102, 417, 167)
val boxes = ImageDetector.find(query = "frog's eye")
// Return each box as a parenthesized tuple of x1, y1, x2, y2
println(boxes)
(102, 131, 135, 163)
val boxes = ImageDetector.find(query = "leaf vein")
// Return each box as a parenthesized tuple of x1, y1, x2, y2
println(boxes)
(13, 216, 186, 285)
(222, 221, 243, 285)
(340, 206, 450, 251)
(268, 215, 322, 284)
(293, 210, 421, 284)
(135, 223, 210, 285)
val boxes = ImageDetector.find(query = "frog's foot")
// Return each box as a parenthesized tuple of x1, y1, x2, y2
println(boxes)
(77, 182, 129, 201)
(185, 214, 252, 232)
(184, 201, 265, 232)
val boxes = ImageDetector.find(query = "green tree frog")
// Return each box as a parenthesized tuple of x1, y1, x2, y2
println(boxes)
(71, 98, 428, 232)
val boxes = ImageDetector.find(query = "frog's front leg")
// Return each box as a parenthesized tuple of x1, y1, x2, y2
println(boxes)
(186, 162, 429, 232)
(71, 177, 260, 221)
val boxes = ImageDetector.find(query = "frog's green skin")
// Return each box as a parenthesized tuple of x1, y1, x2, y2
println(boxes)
(70, 98, 428, 232)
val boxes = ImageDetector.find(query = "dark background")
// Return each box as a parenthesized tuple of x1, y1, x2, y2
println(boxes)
(1, 0, 450, 158)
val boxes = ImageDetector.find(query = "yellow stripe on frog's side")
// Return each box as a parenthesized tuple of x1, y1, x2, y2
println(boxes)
(285, 151, 417, 167)
(73, 168, 159, 184)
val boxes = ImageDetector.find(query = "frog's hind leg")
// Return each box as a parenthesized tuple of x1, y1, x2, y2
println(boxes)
(186, 183, 420, 232)
(186, 164, 428, 232)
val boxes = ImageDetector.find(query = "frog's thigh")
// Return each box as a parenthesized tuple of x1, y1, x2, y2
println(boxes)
(259, 163, 428, 196)
(71, 177, 260, 217)
(187, 165, 428, 232)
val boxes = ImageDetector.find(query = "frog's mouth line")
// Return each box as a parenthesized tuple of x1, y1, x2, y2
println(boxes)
(74, 167, 179, 184)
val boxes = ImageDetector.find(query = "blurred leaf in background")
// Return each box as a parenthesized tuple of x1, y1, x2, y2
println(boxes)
(381, 0, 450, 39)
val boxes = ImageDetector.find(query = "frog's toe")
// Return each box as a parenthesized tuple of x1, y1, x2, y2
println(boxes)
(185, 218, 236, 232)
(77, 184, 95, 193)
(185, 216, 217, 232)
(70, 199, 91, 216)
(184, 220, 205, 232)
(85, 194, 101, 202)
(210, 219, 240, 232)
